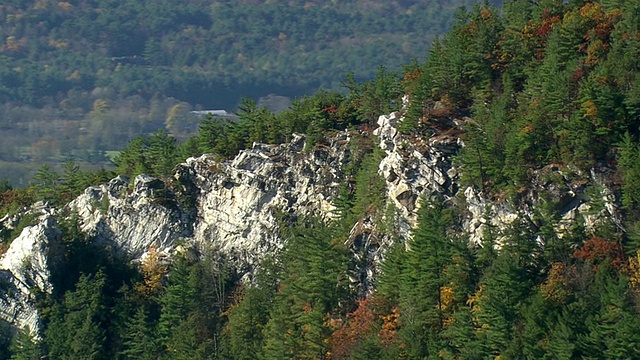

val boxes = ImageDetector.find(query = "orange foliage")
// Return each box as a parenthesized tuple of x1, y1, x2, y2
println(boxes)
(479, 8, 492, 20)
(321, 104, 339, 115)
(575, 4, 621, 65)
(572, 237, 626, 270)
(302, 302, 313, 314)
(330, 298, 377, 359)
(0, 242, 8, 257)
(520, 123, 534, 135)
(378, 306, 400, 346)
(541, 262, 572, 305)
(571, 66, 585, 83)
(402, 70, 424, 96)
(403, 70, 423, 83)
(0, 188, 35, 214)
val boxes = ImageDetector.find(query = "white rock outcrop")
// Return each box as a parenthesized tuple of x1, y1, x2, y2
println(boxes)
(0, 213, 62, 336)
(374, 110, 461, 235)
(0, 109, 624, 336)
(69, 175, 190, 256)
(186, 133, 349, 265)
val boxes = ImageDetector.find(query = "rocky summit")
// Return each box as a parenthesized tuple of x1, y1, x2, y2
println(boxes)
(0, 109, 620, 336)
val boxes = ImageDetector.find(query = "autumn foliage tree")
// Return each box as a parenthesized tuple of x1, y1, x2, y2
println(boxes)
(329, 297, 378, 359)
(572, 236, 626, 270)
(134, 246, 168, 302)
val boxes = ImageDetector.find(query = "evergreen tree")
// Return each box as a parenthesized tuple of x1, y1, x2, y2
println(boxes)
(45, 271, 109, 360)
(120, 307, 162, 360)
(262, 219, 350, 359)
(376, 241, 406, 304)
(9, 327, 41, 360)
(157, 257, 196, 356)
(472, 221, 538, 357)
(397, 200, 455, 358)
(32, 164, 61, 203)
(147, 129, 178, 177)
(581, 265, 640, 359)
(618, 132, 640, 213)
(226, 259, 279, 360)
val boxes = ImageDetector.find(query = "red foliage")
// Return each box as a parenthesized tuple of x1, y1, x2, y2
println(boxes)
(572, 237, 626, 270)
(330, 297, 378, 359)
(0, 188, 35, 214)
(321, 104, 339, 115)
(534, 9, 561, 39)
(402, 70, 424, 96)
(571, 66, 585, 83)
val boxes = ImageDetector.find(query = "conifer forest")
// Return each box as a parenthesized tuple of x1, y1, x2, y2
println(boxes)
(3, 0, 640, 359)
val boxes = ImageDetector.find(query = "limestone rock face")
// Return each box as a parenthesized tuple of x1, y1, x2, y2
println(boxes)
(183, 133, 349, 265)
(0, 212, 62, 336)
(373, 111, 620, 248)
(374, 111, 461, 235)
(0, 109, 624, 336)
(68, 175, 192, 256)
(63, 132, 350, 269)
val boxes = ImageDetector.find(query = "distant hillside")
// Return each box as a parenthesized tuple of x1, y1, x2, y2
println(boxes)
(0, 0, 498, 108)
(0, 0, 498, 186)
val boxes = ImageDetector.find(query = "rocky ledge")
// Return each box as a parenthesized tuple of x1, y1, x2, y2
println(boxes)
(0, 109, 622, 335)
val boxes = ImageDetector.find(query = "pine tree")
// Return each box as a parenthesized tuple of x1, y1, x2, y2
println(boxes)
(147, 129, 178, 177)
(473, 221, 538, 357)
(227, 285, 274, 360)
(157, 257, 196, 356)
(618, 132, 640, 213)
(262, 219, 350, 359)
(9, 327, 41, 360)
(226, 257, 279, 360)
(120, 307, 162, 360)
(581, 265, 640, 359)
(32, 164, 61, 203)
(397, 200, 455, 358)
(45, 271, 109, 360)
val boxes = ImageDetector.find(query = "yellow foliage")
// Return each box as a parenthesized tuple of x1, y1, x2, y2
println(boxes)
(579, 2, 603, 20)
(467, 285, 485, 327)
(48, 38, 69, 49)
(540, 262, 571, 305)
(302, 302, 313, 314)
(34, 0, 49, 10)
(440, 285, 455, 312)
(5, 36, 22, 51)
(66, 70, 81, 81)
(92, 99, 109, 114)
(585, 40, 606, 66)
(628, 250, 640, 289)
(582, 100, 598, 119)
(134, 246, 168, 299)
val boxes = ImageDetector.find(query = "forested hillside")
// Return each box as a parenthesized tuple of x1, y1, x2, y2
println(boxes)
(3, 0, 640, 359)
(0, 0, 492, 186)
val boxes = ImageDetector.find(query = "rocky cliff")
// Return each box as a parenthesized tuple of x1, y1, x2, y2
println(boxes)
(0, 109, 621, 335)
